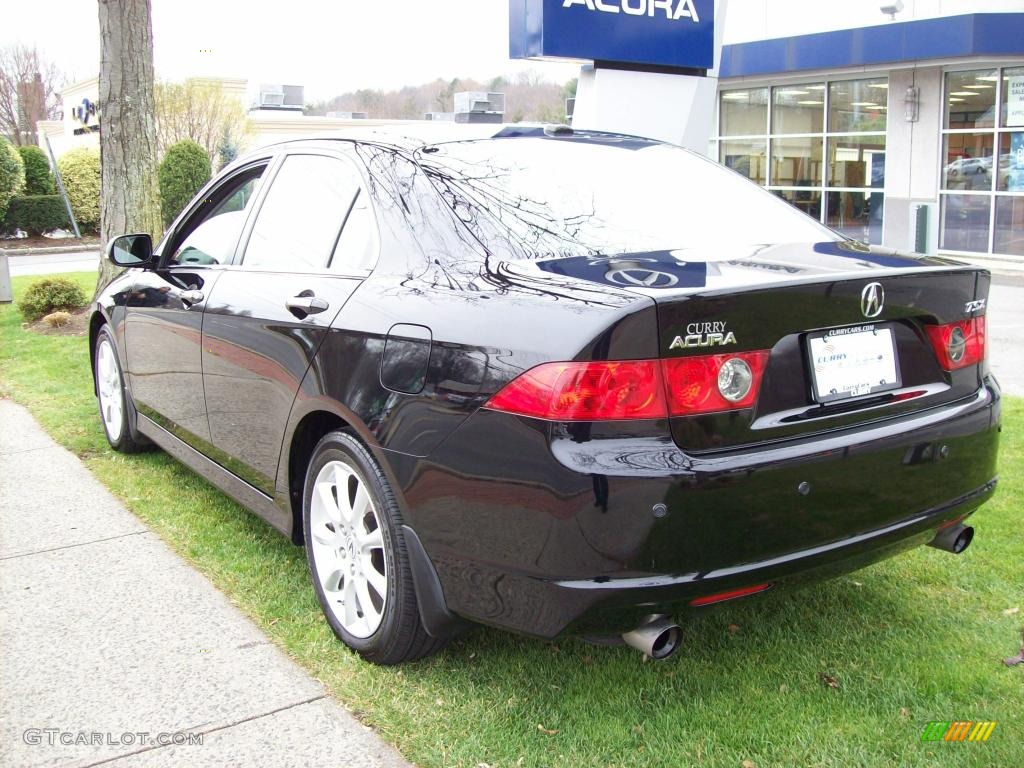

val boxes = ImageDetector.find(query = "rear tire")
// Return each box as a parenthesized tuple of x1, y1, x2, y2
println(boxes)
(94, 325, 146, 454)
(302, 430, 447, 664)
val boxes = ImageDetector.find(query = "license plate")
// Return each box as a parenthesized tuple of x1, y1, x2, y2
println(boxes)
(807, 324, 901, 403)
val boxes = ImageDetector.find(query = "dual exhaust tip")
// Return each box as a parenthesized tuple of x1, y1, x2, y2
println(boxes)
(620, 523, 974, 659)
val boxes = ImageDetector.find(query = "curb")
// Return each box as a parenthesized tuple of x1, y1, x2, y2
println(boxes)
(0, 244, 101, 257)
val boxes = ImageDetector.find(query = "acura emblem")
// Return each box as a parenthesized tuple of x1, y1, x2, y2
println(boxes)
(605, 261, 679, 288)
(861, 282, 884, 318)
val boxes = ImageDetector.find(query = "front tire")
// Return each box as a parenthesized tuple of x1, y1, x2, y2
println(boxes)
(94, 325, 145, 453)
(302, 431, 446, 664)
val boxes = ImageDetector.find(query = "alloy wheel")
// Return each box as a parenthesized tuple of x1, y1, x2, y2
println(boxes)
(96, 338, 124, 442)
(309, 459, 388, 638)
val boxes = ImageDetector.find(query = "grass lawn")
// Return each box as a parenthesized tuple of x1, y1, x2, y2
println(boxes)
(2, 271, 1022, 768)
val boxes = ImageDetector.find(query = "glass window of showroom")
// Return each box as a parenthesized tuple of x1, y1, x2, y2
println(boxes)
(941, 67, 1024, 257)
(717, 77, 888, 245)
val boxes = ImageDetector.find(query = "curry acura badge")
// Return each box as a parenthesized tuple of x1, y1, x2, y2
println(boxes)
(669, 321, 737, 350)
(861, 282, 885, 319)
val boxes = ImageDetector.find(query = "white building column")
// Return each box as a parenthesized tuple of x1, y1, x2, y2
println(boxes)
(571, 0, 729, 156)
(882, 66, 943, 252)
(572, 68, 719, 154)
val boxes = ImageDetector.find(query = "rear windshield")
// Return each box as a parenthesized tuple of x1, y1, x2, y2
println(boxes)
(419, 136, 838, 261)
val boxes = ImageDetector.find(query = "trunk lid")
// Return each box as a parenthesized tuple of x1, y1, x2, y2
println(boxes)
(649, 243, 986, 452)
(533, 240, 988, 452)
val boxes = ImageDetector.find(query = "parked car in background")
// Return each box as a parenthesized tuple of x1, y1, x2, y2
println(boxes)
(90, 126, 1000, 664)
(944, 155, 993, 190)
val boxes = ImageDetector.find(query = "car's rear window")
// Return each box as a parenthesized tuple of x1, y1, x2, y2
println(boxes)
(419, 137, 838, 261)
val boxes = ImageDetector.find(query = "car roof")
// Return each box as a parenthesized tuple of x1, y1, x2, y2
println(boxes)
(233, 123, 661, 162)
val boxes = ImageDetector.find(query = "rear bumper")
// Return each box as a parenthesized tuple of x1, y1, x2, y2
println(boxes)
(555, 476, 996, 636)
(399, 378, 1001, 639)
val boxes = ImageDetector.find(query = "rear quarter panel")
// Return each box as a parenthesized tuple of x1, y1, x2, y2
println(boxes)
(274, 143, 656, 493)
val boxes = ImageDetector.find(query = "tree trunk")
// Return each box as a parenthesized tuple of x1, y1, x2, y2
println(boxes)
(96, 0, 162, 294)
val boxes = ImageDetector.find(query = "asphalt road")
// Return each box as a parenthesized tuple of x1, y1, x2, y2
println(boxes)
(988, 282, 1024, 397)
(5, 250, 1022, 395)
(8, 249, 100, 277)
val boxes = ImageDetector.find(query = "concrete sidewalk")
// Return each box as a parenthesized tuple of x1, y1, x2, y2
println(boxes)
(0, 400, 411, 768)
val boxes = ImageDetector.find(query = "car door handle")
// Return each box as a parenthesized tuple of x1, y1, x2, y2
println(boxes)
(285, 293, 329, 318)
(178, 289, 204, 306)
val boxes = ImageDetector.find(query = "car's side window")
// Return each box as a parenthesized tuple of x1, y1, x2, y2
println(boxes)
(167, 165, 266, 266)
(330, 189, 377, 273)
(242, 154, 361, 272)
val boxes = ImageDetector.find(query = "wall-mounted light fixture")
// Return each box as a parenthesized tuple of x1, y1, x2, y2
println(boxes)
(904, 85, 920, 122)
(880, 1, 904, 21)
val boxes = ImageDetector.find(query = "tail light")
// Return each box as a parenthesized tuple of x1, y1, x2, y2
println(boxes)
(925, 317, 985, 371)
(662, 351, 770, 416)
(485, 360, 668, 421)
(486, 350, 770, 421)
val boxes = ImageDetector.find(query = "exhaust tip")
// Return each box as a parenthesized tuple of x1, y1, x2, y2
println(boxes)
(952, 525, 974, 554)
(622, 614, 682, 660)
(649, 626, 682, 660)
(928, 523, 974, 554)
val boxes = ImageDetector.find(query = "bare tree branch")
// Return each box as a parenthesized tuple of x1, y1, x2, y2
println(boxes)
(0, 44, 63, 145)
(154, 79, 251, 163)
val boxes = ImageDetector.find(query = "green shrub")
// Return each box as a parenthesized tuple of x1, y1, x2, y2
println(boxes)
(159, 140, 211, 226)
(0, 140, 26, 222)
(17, 145, 55, 195)
(17, 277, 87, 322)
(3, 195, 69, 235)
(57, 147, 101, 232)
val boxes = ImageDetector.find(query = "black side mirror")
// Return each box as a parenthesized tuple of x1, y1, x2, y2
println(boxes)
(107, 233, 155, 268)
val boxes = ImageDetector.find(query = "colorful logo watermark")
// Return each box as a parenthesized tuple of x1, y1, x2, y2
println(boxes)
(921, 721, 997, 742)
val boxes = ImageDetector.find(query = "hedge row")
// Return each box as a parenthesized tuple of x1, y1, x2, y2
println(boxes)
(2, 140, 216, 236)
(3, 195, 69, 235)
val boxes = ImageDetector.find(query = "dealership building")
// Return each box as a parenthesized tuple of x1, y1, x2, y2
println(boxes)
(514, 0, 1024, 263)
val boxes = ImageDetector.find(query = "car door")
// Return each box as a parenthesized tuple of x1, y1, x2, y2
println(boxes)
(124, 160, 270, 448)
(200, 150, 376, 495)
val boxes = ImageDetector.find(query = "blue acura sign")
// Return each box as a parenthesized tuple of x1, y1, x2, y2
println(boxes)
(510, 0, 715, 71)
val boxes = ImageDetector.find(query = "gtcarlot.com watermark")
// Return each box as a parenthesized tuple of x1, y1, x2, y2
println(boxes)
(23, 728, 202, 748)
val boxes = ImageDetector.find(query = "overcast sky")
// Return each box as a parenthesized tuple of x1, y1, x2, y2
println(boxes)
(5, 0, 581, 99)
(5, 0, 1022, 101)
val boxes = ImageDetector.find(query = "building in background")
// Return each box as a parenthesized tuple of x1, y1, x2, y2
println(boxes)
(514, 0, 1024, 262)
(36, 77, 100, 158)
(35, 76, 415, 162)
(714, 6, 1024, 261)
(37, 77, 509, 160)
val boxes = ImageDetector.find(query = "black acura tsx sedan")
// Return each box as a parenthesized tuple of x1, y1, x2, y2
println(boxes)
(91, 125, 1000, 664)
